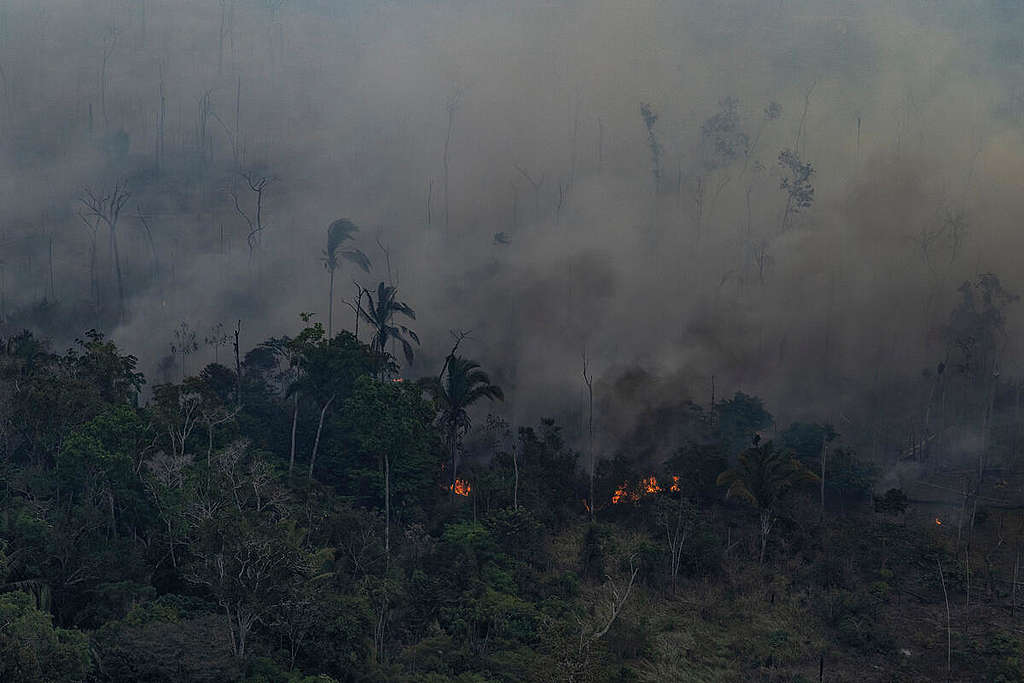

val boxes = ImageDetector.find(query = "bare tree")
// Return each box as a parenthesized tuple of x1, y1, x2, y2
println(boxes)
(231, 170, 271, 266)
(443, 87, 462, 233)
(81, 181, 130, 320)
(171, 322, 200, 379)
(582, 350, 595, 520)
(99, 24, 119, 128)
(513, 163, 544, 224)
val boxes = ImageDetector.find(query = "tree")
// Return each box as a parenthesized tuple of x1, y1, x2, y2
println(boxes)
(0, 591, 90, 682)
(778, 148, 814, 233)
(80, 182, 130, 320)
(716, 442, 817, 564)
(277, 321, 373, 481)
(714, 392, 772, 458)
(343, 377, 438, 572)
(185, 441, 306, 660)
(322, 219, 370, 337)
(357, 282, 419, 378)
(653, 494, 696, 589)
(422, 355, 503, 500)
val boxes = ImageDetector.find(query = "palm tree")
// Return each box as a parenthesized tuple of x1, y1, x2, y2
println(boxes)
(716, 441, 817, 564)
(422, 355, 503, 500)
(357, 282, 419, 378)
(322, 219, 370, 337)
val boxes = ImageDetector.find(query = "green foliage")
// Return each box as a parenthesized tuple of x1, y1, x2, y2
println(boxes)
(716, 441, 818, 511)
(0, 591, 90, 682)
(341, 376, 440, 509)
(3, 325, 1023, 682)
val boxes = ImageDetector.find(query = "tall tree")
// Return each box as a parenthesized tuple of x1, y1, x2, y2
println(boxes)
(80, 182, 130, 320)
(422, 355, 503, 500)
(322, 219, 370, 337)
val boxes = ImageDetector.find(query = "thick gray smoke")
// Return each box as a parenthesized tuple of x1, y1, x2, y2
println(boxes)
(3, 0, 1024, 459)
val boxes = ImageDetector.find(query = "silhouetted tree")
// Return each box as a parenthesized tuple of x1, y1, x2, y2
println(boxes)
(322, 219, 370, 337)
(716, 441, 817, 563)
(422, 355, 503, 500)
(357, 282, 419, 378)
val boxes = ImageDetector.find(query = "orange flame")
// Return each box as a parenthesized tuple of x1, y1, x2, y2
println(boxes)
(451, 479, 471, 496)
(612, 482, 630, 505)
(935, 518, 942, 526)
(641, 476, 662, 494)
(611, 475, 683, 504)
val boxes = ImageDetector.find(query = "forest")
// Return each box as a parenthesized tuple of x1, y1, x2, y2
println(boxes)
(6, 0, 1024, 681)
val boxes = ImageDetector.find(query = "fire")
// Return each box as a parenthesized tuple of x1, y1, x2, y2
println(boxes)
(935, 518, 942, 526)
(451, 479, 471, 496)
(611, 475, 682, 504)
(641, 476, 662, 494)
(392, 378, 404, 382)
(611, 483, 632, 505)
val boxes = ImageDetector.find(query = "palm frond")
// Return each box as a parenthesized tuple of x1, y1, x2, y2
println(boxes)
(326, 218, 359, 257)
(341, 248, 371, 272)
(398, 338, 415, 365)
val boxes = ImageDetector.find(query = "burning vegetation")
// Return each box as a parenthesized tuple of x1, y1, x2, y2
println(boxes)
(611, 475, 681, 505)
(450, 479, 472, 496)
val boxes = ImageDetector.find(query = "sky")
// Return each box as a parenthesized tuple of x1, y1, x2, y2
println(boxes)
(3, 0, 1024, 455)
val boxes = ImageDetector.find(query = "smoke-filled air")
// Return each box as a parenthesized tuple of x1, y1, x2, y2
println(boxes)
(3, 1, 1024, 680)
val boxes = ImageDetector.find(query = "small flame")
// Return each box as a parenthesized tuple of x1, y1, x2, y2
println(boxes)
(392, 378, 404, 383)
(612, 476, 680, 504)
(451, 479, 471, 496)
(612, 482, 630, 505)
(935, 518, 943, 526)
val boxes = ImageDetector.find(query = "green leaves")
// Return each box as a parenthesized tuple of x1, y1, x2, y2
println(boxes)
(716, 441, 819, 512)
(0, 591, 90, 683)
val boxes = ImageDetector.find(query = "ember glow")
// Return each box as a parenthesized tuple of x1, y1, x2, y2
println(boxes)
(451, 479, 471, 496)
(641, 477, 662, 494)
(611, 476, 680, 504)
(935, 518, 943, 526)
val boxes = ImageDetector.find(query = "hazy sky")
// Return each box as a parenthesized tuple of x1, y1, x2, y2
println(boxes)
(3, 0, 1024, 452)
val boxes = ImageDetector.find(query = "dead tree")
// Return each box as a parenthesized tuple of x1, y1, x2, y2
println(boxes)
(77, 211, 101, 310)
(81, 182, 130, 320)
(582, 350, 594, 520)
(99, 25, 119, 128)
(443, 87, 462, 233)
(513, 163, 545, 224)
(231, 171, 271, 266)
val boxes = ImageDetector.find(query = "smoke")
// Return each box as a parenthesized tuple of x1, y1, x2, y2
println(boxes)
(3, 0, 1024, 460)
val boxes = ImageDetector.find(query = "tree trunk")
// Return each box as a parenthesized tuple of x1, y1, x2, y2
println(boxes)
(820, 436, 827, 522)
(233, 321, 242, 406)
(289, 393, 299, 477)
(512, 443, 519, 510)
(110, 226, 124, 321)
(308, 394, 335, 480)
(449, 421, 458, 501)
(384, 453, 391, 563)
(759, 509, 773, 565)
(328, 267, 335, 337)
